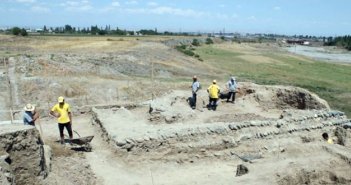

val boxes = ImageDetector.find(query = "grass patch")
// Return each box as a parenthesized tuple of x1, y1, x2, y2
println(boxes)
(196, 43, 351, 117)
(175, 44, 203, 61)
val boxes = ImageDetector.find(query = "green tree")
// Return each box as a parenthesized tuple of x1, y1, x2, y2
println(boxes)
(192, 39, 200, 46)
(205, 38, 214, 44)
(11, 27, 21, 35)
(91, 25, 99, 35)
(20, 29, 28, 36)
(64, 25, 73, 33)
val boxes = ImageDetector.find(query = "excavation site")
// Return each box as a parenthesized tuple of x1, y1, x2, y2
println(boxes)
(0, 35, 350, 185)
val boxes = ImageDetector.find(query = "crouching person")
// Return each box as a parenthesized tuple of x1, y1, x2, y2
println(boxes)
(23, 103, 39, 126)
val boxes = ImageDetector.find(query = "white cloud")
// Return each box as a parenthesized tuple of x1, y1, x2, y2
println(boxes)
(66, 5, 92, 11)
(31, 6, 50, 13)
(231, 14, 238, 19)
(111, 1, 120, 7)
(248, 16, 256, 21)
(215, 13, 229, 19)
(150, 6, 205, 17)
(274, 6, 281, 11)
(125, 6, 203, 17)
(125, 1, 138, 5)
(16, 0, 36, 3)
(147, 2, 158, 7)
(125, 8, 146, 14)
(60, 0, 93, 12)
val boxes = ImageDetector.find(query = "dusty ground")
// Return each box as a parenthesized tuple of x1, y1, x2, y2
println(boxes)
(0, 35, 351, 185)
(36, 83, 351, 185)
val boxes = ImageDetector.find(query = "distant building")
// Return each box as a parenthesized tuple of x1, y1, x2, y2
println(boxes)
(285, 39, 311, 46)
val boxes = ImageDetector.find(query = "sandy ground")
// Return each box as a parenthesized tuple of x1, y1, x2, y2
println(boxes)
(38, 109, 351, 185)
(35, 85, 351, 185)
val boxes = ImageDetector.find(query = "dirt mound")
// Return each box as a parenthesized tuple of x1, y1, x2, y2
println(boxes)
(149, 90, 196, 123)
(238, 82, 330, 110)
(42, 156, 96, 185)
(277, 169, 351, 185)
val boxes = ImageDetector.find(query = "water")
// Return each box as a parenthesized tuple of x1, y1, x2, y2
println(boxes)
(286, 45, 351, 63)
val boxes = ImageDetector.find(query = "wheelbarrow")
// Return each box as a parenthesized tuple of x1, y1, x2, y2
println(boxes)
(58, 131, 94, 152)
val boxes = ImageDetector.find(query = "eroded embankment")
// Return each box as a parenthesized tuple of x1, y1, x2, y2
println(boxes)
(0, 125, 50, 184)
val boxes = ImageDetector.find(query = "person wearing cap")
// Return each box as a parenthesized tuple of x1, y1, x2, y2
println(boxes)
(50, 96, 73, 144)
(226, 77, 238, 103)
(191, 76, 201, 109)
(207, 80, 221, 111)
(23, 104, 39, 126)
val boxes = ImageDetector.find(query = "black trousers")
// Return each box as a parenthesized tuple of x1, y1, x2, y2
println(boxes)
(227, 92, 236, 102)
(209, 98, 218, 110)
(192, 93, 197, 107)
(58, 122, 73, 138)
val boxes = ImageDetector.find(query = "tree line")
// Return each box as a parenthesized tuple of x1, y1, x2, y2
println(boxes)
(1, 24, 194, 36)
(324, 35, 351, 50)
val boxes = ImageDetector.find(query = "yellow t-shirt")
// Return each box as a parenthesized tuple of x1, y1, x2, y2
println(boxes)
(51, 103, 71, 124)
(208, 84, 220, 98)
(327, 138, 334, 144)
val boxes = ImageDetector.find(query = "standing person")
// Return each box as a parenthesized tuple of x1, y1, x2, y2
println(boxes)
(226, 77, 238, 103)
(191, 76, 200, 109)
(50, 96, 73, 144)
(207, 80, 220, 111)
(23, 103, 39, 126)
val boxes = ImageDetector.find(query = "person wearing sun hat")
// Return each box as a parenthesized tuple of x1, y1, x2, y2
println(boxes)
(23, 103, 39, 126)
(50, 96, 73, 144)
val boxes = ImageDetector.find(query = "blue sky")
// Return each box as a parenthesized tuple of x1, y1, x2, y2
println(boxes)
(0, 0, 350, 36)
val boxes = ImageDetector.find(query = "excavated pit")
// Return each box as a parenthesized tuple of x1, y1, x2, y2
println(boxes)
(88, 83, 351, 184)
(91, 83, 349, 161)
(0, 125, 50, 185)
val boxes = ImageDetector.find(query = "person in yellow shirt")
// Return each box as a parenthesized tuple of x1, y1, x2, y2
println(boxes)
(322, 132, 334, 144)
(50, 96, 73, 144)
(207, 80, 221, 111)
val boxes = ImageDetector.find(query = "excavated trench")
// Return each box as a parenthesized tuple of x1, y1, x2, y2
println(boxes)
(91, 84, 348, 161)
(87, 84, 351, 184)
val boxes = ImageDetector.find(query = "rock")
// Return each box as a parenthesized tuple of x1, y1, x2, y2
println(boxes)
(335, 127, 347, 146)
(64, 87, 77, 97)
(236, 164, 249, 176)
(116, 141, 126, 147)
(43, 145, 52, 172)
(342, 122, 351, 129)
(214, 152, 222, 157)
(229, 124, 238, 130)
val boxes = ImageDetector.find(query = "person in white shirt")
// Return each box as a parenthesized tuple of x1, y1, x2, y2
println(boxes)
(226, 77, 238, 103)
(191, 76, 200, 109)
